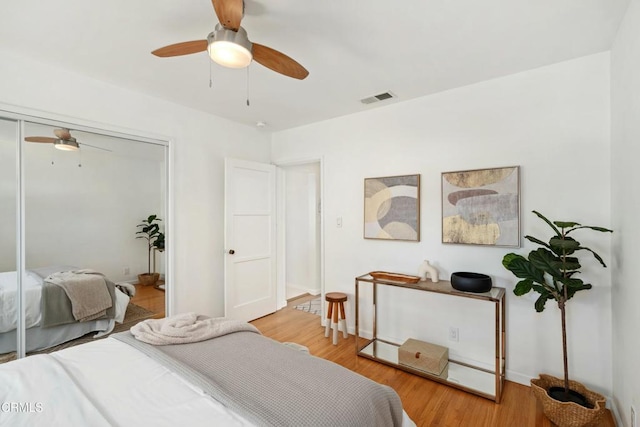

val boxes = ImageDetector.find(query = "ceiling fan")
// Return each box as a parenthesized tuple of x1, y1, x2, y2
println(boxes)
(25, 129, 111, 152)
(151, 0, 309, 80)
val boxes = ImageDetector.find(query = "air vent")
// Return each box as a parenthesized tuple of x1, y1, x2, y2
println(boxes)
(360, 91, 397, 105)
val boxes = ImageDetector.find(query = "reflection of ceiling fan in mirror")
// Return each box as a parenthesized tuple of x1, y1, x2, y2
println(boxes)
(151, 0, 309, 80)
(24, 128, 111, 152)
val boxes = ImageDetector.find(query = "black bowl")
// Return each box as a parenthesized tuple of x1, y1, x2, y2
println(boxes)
(450, 272, 492, 293)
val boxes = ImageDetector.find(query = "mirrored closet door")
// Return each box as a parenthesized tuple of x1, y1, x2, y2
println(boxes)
(0, 115, 168, 363)
(0, 118, 18, 362)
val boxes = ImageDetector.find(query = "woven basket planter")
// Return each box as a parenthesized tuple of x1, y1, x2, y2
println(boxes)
(137, 272, 160, 286)
(531, 374, 606, 427)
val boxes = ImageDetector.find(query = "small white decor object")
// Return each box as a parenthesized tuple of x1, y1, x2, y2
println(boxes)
(418, 260, 439, 283)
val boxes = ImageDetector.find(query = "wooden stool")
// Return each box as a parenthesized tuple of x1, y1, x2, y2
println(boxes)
(325, 292, 348, 345)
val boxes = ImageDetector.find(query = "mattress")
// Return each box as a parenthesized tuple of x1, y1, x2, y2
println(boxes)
(0, 270, 44, 332)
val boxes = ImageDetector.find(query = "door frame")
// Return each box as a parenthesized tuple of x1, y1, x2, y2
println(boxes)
(274, 156, 325, 314)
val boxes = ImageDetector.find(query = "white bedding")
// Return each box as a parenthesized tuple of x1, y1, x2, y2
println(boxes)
(0, 339, 257, 426)
(0, 271, 44, 332)
(0, 270, 128, 334)
(0, 337, 416, 427)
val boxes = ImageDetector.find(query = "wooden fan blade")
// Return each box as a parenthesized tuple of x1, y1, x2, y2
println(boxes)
(211, 0, 243, 31)
(152, 40, 208, 57)
(53, 128, 72, 139)
(252, 43, 309, 80)
(25, 136, 56, 143)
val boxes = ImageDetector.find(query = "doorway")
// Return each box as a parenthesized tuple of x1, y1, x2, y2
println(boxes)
(280, 162, 322, 303)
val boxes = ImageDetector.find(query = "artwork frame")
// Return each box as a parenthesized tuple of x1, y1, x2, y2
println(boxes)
(364, 174, 420, 241)
(441, 166, 520, 247)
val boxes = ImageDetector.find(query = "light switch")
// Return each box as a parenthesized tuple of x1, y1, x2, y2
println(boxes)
(336, 217, 343, 228)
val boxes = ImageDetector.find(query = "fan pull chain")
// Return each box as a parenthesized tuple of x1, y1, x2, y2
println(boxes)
(209, 59, 213, 88)
(78, 150, 82, 168)
(246, 66, 250, 107)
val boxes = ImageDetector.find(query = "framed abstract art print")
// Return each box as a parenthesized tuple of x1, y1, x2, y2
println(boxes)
(364, 174, 420, 241)
(441, 166, 519, 247)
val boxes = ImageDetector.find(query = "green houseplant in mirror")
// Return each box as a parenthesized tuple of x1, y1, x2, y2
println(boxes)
(154, 232, 165, 251)
(502, 211, 612, 427)
(136, 214, 162, 286)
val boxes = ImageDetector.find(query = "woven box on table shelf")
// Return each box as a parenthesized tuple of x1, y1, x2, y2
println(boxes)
(398, 338, 449, 378)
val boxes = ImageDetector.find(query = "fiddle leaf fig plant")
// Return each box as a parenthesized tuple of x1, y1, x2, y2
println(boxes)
(154, 232, 165, 251)
(136, 214, 162, 275)
(502, 210, 612, 401)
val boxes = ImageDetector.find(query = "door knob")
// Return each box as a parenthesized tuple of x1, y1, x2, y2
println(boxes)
(228, 249, 235, 255)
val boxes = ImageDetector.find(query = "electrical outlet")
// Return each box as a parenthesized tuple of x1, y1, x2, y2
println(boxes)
(632, 405, 637, 427)
(449, 327, 459, 342)
(123, 266, 130, 275)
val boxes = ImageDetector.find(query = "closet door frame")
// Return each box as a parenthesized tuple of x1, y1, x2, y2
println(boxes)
(0, 105, 172, 359)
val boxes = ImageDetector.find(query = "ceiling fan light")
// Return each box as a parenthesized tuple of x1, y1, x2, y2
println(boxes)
(208, 25, 253, 69)
(54, 139, 79, 151)
(210, 41, 252, 68)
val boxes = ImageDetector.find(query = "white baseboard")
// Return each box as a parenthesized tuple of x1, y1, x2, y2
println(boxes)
(286, 284, 320, 298)
(609, 399, 622, 427)
(505, 369, 532, 386)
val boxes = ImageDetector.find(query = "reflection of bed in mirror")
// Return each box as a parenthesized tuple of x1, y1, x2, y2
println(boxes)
(0, 266, 131, 354)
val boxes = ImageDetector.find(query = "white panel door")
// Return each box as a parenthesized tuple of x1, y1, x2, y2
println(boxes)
(224, 158, 277, 321)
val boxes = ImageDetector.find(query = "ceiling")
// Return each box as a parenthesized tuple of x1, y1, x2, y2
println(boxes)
(0, 0, 630, 132)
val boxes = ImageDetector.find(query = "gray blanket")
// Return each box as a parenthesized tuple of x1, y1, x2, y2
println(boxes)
(41, 279, 116, 328)
(45, 270, 112, 321)
(114, 330, 403, 427)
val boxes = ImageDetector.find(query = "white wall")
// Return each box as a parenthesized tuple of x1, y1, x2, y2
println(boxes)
(611, 0, 640, 425)
(272, 53, 613, 393)
(0, 122, 164, 280)
(0, 48, 270, 317)
(21, 140, 162, 282)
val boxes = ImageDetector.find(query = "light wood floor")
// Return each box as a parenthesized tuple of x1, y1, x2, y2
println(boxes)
(130, 282, 165, 319)
(251, 303, 616, 427)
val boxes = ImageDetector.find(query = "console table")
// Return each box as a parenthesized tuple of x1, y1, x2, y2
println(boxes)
(355, 273, 506, 402)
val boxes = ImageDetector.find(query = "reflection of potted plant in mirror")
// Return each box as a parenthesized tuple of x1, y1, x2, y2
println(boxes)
(136, 214, 162, 286)
(502, 211, 612, 427)
(154, 232, 165, 251)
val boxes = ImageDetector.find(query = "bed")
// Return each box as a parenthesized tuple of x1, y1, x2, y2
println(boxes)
(0, 266, 130, 354)
(0, 317, 416, 426)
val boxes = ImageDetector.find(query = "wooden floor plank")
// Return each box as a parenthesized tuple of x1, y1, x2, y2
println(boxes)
(130, 282, 165, 318)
